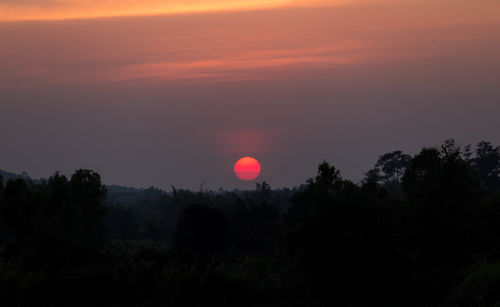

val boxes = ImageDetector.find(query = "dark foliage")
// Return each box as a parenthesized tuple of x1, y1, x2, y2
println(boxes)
(173, 203, 230, 255)
(1, 140, 500, 306)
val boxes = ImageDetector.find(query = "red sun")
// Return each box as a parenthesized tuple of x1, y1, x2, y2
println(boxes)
(234, 157, 261, 181)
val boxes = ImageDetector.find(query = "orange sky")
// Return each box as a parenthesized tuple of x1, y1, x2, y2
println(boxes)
(5, 0, 497, 21)
(0, 0, 339, 21)
(2, 0, 499, 86)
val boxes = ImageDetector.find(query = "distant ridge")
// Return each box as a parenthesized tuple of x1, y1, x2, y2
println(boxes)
(0, 169, 42, 184)
(0, 168, 165, 206)
(0, 169, 296, 207)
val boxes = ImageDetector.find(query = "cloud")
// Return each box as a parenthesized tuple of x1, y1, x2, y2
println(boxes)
(0, 0, 370, 21)
(1, 1, 498, 87)
(0, 0, 293, 21)
(2, 0, 498, 22)
(0, 0, 58, 6)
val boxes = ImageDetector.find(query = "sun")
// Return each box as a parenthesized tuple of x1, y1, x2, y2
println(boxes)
(234, 157, 261, 181)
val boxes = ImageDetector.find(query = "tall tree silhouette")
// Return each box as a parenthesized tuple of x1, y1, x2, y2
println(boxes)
(472, 141, 500, 190)
(368, 150, 412, 192)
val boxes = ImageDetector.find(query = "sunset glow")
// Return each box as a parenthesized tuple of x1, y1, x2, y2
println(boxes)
(0, 0, 342, 21)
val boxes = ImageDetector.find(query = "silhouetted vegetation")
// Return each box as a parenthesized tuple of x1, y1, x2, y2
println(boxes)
(1, 139, 500, 306)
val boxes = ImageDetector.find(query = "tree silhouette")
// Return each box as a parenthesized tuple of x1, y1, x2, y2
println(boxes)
(401, 144, 485, 300)
(0, 170, 107, 268)
(473, 141, 500, 190)
(1, 141, 500, 306)
(287, 161, 343, 225)
(369, 150, 411, 192)
(256, 181, 271, 195)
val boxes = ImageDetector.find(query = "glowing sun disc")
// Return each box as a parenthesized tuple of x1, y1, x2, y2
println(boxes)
(234, 157, 261, 181)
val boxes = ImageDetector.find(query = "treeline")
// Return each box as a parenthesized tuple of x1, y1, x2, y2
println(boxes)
(105, 182, 295, 242)
(0, 139, 500, 306)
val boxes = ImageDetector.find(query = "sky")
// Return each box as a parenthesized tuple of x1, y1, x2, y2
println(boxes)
(1, 0, 500, 190)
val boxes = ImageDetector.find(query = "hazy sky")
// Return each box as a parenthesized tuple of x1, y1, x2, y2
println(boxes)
(1, 0, 499, 190)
